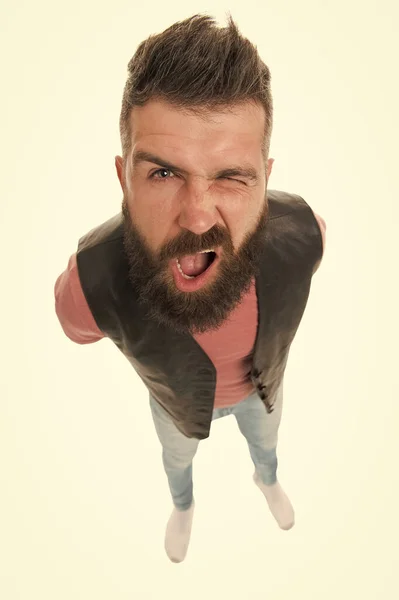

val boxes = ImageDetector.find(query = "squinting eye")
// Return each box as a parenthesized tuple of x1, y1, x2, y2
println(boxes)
(221, 177, 245, 185)
(150, 168, 175, 180)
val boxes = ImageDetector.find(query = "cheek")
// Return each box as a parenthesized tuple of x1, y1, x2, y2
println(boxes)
(131, 194, 176, 253)
(219, 197, 258, 248)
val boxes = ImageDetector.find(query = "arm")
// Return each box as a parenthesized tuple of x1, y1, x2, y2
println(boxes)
(54, 253, 105, 344)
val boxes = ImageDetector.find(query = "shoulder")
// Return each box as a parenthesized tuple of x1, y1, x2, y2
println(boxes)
(266, 189, 326, 272)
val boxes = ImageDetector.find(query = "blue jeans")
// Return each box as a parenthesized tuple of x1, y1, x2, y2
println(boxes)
(149, 383, 284, 510)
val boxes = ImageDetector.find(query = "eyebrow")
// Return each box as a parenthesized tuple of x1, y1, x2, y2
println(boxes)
(131, 150, 259, 182)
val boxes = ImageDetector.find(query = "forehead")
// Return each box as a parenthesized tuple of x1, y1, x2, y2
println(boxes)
(128, 99, 265, 160)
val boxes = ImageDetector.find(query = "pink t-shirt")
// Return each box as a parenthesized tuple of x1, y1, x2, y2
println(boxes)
(54, 213, 326, 408)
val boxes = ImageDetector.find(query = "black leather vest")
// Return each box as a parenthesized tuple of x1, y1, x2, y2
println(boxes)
(76, 190, 323, 439)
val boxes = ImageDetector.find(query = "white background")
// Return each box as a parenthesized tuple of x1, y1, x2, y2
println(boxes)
(1, 0, 398, 598)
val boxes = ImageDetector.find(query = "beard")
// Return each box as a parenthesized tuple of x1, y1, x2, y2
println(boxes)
(121, 194, 269, 335)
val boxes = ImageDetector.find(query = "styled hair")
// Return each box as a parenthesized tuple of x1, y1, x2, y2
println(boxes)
(119, 13, 273, 159)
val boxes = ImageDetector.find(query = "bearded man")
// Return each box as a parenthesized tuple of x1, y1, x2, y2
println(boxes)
(55, 13, 326, 563)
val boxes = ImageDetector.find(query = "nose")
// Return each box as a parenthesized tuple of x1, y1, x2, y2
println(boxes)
(177, 178, 218, 235)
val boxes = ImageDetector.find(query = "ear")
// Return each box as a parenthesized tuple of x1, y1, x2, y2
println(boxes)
(115, 156, 125, 190)
(267, 157, 274, 179)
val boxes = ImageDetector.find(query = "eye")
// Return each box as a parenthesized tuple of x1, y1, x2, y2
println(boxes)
(220, 177, 246, 185)
(150, 168, 175, 180)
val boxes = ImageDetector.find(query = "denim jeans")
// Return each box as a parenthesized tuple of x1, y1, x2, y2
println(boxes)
(149, 383, 284, 510)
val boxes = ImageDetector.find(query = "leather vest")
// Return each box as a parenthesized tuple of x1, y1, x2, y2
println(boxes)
(76, 190, 323, 439)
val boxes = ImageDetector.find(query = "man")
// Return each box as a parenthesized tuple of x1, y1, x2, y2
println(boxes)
(54, 14, 326, 563)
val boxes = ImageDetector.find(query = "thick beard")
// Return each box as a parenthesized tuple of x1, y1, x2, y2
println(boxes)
(121, 198, 269, 335)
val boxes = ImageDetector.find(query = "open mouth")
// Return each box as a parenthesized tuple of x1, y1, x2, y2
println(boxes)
(170, 248, 221, 292)
(176, 250, 217, 280)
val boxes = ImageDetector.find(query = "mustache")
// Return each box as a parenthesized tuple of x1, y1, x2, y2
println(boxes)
(161, 230, 227, 260)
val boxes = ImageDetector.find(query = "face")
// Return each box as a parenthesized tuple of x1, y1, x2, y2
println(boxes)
(115, 99, 274, 335)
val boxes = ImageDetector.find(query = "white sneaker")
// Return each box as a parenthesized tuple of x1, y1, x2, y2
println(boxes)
(164, 500, 195, 563)
(254, 472, 295, 530)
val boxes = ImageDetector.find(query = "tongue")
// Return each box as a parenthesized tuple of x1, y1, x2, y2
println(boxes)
(179, 253, 209, 277)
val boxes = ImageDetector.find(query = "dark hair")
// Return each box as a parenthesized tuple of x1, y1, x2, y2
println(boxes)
(119, 13, 273, 159)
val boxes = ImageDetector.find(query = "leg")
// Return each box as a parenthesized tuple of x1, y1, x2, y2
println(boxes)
(149, 394, 199, 562)
(233, 383, 294, 530)
(149, 394, 199, 510)
(233, 385, 284, 485)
